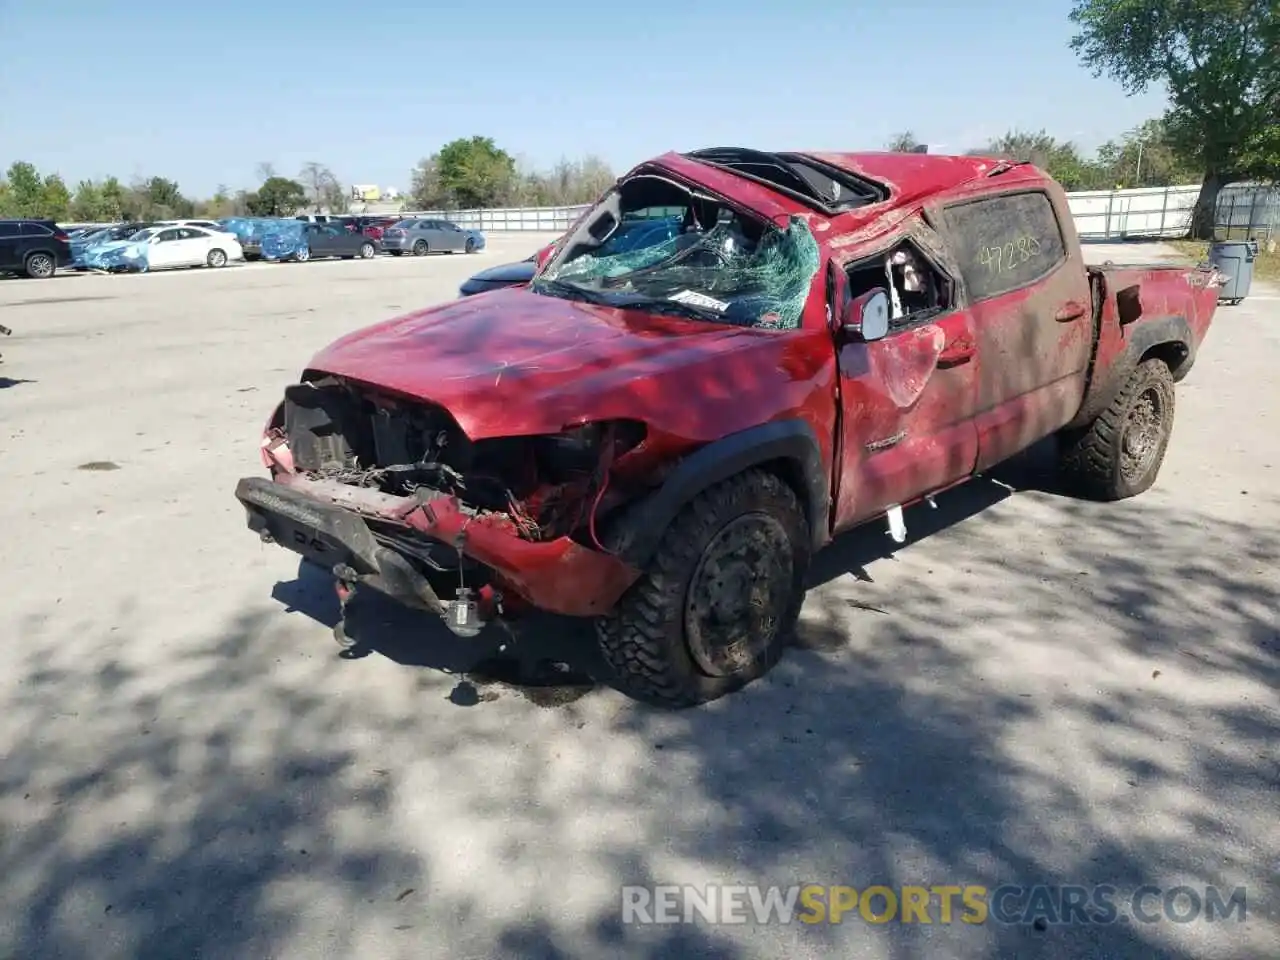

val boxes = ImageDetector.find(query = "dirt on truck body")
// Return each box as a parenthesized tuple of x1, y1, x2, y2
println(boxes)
(236, 146, 1224, 707)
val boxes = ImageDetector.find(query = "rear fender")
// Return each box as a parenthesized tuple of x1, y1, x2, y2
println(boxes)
(605, 419, 830, 567)
(1067, 313, 1193, 430)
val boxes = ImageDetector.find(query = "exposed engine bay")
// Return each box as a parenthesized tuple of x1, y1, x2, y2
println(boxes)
(272, 376, 646, 546)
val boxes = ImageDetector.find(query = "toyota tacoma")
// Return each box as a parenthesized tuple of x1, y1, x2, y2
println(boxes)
(236, 147, 1223, 707)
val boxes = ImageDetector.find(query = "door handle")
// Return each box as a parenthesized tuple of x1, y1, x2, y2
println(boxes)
(937, 338, 975, 367)
(1055, 301, 1086, 322)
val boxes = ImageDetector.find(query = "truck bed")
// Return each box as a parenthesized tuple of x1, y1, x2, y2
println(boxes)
(1070, 261, 1222, 429)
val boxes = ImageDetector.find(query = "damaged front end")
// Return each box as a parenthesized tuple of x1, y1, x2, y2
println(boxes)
(235, 376, 646, 636)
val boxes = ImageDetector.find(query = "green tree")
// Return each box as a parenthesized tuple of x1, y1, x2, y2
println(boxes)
(0, 181, 11, 217)
(435, 136, 517, 208)
(41, 174, 71, 220)
(1094, 118, 1201, 188)
(246, 176, 307, 216)
(100, 177, 127, 220)
(70, 180, 110, 221)
(1070, 0, 1280, 238)
(135, 176, 193, 219)
(5, 162, 45, 217)
(975, 130, 1101, 190)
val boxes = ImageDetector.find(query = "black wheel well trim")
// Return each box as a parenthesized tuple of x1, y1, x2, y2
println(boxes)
(1067, 314, 1194, 430)
(605, 419, 830, 568)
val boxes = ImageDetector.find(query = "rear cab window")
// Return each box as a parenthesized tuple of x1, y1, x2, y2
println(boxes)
(941, 190, 1067, 302)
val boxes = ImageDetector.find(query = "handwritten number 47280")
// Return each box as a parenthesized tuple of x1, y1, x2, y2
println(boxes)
(978, 236, 1042, 273)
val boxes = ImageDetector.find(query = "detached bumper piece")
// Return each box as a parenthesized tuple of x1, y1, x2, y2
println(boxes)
(235, 474, 641, 626)
(236, 476, 447, 616)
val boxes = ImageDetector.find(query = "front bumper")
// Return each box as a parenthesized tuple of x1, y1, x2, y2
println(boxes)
(236, 474, 640, 619)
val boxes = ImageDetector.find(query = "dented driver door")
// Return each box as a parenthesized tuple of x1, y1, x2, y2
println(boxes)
(830, 225, 980, 531)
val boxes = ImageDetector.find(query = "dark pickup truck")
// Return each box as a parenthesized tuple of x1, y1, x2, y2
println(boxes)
(236, 147, 1222, 707)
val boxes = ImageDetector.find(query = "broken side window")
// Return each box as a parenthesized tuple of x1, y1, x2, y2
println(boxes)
(535, 175, 820, 330)
(844, 239, 952, 332)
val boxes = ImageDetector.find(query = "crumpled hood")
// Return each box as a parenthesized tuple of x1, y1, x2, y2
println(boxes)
(77, 237, 150, 271)
(307, 286, 787, 439)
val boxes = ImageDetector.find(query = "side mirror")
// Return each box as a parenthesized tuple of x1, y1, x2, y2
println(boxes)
(841, 288, 891, 341)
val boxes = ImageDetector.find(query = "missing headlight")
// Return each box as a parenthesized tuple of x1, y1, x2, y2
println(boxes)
(534, 420, 646, 483)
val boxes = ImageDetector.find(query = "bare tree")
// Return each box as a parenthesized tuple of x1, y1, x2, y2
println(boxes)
(298, 162, 345, 213)
(886, 131, 920, 152)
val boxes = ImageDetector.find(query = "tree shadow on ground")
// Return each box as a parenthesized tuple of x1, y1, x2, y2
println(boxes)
(2, 446, 1276, 959)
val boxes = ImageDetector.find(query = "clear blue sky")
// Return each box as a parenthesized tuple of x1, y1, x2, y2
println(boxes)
(0, 0, 1168, 197)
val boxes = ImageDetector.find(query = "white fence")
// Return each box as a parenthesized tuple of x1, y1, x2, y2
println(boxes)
(1065, 182, 1278, 241)
(398, 181, 1280, 242)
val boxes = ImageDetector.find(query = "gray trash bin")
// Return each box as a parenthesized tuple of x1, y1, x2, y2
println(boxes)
(1208, 240, 1258, 305)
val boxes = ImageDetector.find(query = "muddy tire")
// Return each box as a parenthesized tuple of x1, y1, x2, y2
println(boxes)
(1058, 358, 1176, 501)
(595, 469, 810, 707)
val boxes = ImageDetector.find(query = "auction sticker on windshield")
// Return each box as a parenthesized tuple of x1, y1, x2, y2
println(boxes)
(670, 290, 729, 312)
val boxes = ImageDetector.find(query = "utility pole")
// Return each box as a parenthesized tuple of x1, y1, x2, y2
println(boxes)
(1134, 140, 1144, 186)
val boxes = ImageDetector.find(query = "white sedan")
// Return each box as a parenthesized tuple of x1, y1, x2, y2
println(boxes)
(130, 225, 244, 270)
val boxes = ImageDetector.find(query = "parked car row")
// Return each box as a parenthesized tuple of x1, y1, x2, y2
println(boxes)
(1, 215, 487, 277)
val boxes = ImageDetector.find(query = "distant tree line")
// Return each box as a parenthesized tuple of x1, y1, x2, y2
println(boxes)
(407, 136, 616, 210)
(885, 118, 1204, 192)
(0, 139, 619, 224)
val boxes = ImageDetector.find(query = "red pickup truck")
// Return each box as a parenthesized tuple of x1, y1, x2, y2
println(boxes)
(235, 147, 1222, 707)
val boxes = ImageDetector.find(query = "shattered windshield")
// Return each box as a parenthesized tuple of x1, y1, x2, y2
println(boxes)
(533, 178, 820, 330)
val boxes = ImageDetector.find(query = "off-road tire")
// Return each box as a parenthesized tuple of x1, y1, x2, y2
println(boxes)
(412, 239, 428, 256)
(1058, 358, 1176, 501)
(206, 248, 227, 268)
(24, 252, 55, 279)
(595, 469, 810, 708)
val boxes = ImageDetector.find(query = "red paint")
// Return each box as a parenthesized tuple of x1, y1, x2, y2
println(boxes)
(250, 149, 1220, 623)
(278, 474, 640, 616)
(308, 289, 833, 443)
